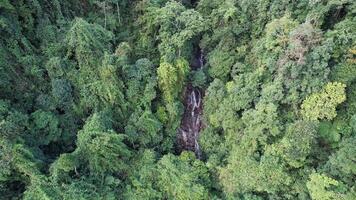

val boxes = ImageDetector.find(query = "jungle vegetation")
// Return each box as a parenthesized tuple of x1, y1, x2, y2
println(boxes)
(0, 0, 355, 199)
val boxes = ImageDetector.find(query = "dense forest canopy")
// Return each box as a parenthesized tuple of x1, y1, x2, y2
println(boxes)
(0, 0, 355, 199)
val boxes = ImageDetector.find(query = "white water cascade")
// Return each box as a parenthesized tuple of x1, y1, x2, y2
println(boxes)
(177, 49, 204, 159)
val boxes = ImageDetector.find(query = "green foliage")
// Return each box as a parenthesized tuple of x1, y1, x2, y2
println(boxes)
(331, 48, 356, 85)
(220, 150, 292, 196)
(66, 18, 113, 65)
(306, 173, 344, 200)
(155, 1, 206, 61)
(0, 100, 28, 141)
(302, 82, 346, 121)
(219, 102, 292, 197)
(125, 108, 163, 147)
(158, 58, 190, 104)
(157, 152, 211, 200)
(123, 58, 157, 109)
(264, 15, 299, 54)
(258, 18, 331, 108)
(23, 176, 61, 200)
(29, 110, 62, 145)
(87, 132, 131, 173)
(76, 112, 131, 174)
(11, 143, 43, 179)
(50, 153, 78, 181)
(51, 78, 73, 108)
(323, 135, 356, 186)
(124, 150, 161, 200)
(318, 121, 344, 146)
(204, 70, 261, 136)
(64, 18, 127, 116)
(207, 48, 235, 80)
(157, 58, 190, 149)
(78, 53, 126, 114)
(190, 69, 207, 88)
(0, 101, 42, 195)
(1, 0, 356, 199)
(269, 121, 317, 168)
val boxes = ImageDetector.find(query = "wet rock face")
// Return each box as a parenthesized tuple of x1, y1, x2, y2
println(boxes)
(177, 85, 203, 158)
(177, 49, 204, 158)
(190, 47, 205, 70)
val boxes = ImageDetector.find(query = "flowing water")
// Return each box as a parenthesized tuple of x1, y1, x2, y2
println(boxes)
(177, 49, 204, 159)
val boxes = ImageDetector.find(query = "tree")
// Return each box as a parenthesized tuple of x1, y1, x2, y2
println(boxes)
(65, 18, 113, 66)
(157, 152, 211, 200)
(264, 15, 299, 55)
(51, 78, 73, 108)
(65, 18, 127, 116)
(207, 48, 235, 80)
(123, 58, 157, 110)
(219, 102, 291, 197)
(50, 152, 78, 182)
(29, 110, 62, 146)
(125, 108, 163, 148)
(2, 0, 356, 199)
(220, 149, 292, 197)
(306, 173, 345, 200)
(157, 58, 189, 104)
(268, 121, 317, 168)
(301, 82, 346, 121)
(88, 0, 130, 31)
(23, 176, 61, 200)
(323, 135, 356, 186)
(124, 150, 162, 200)
(0, 100, 28, 141)
(155, 1, 206, 61)
(78, 53, 126, 115)
(76, 112, 131, 174)
(156, 58, 190, 151)
(203, 70, 262, 137)
(50, 111, 132, 179)
(247, 15, 334, 114)
(203, 79, 227, 128)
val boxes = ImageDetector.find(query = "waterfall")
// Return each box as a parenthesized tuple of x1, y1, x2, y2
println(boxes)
(199, 49, 204, 69)
(177, 48, 204, 159)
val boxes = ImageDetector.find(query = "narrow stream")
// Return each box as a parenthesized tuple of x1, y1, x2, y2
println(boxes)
(177, 49, 204, 159)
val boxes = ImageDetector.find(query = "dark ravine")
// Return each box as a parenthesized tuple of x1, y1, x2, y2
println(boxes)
(177, 48, 205, 159)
